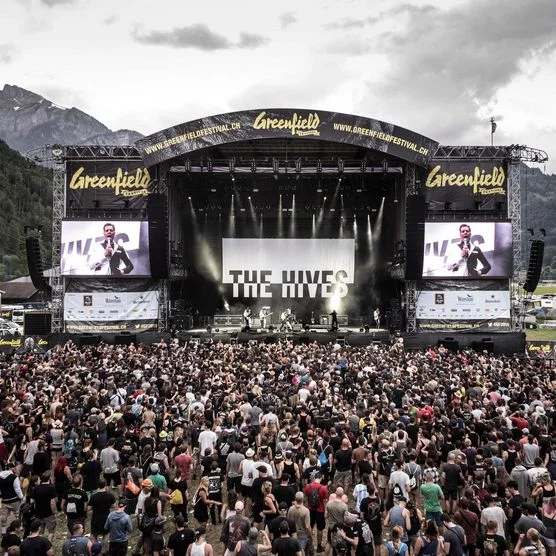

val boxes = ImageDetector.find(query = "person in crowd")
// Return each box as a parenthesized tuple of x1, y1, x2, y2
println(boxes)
(61, 522, 91, 556)
(20, 519, 54, 556)
(104, 499, 133, 556)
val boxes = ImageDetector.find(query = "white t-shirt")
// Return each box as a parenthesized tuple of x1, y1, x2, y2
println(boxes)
(389, 470, 410, 500)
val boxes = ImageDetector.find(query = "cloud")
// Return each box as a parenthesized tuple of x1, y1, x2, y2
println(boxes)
(279, 11, 297, 29)
(325, 16, 379, 30)
(133, 24, 268, 51)
(357, 0, 556, 142)
(237, 32, 268, 49)
(39, 0, 75, 5)
(0, 44, 14, 64)
(102, 15, 118, 26)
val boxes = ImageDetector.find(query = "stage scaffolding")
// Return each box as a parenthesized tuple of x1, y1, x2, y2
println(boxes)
(33, 143, 548, 335)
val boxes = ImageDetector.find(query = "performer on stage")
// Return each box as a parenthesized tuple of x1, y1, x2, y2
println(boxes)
(89, 222, 134, 276)
(259, 307, 271, 330)
(446, 223, 492, 277)
(330, 310, 338, 332)
(243, 307, 252, 329)
(279, 308, 293, 332)
(374, 308, 381, 329)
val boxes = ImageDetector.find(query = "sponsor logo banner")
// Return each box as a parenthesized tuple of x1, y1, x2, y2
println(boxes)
(416, 290, 510, 331)
(64, 291, 159, 333)
(425, 159, 507, 208)
(66, 160, 151, 210)
(137, 109, 438, 167)
(526, 341, 555, 359)
(222, 238, 354, 299)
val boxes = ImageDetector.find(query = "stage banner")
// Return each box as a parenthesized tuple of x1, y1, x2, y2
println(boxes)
(66, 160, 151, 210)
(422, 222, 512, 279)
(136, 109, 439, 167)
(416, 289, 511, 331)
(222, 238, 354, 299)
(425, 159, 507, 209)
(64, 290, 159, 333)
(526, 341, 555, 359)
(61, 220, 151, 277)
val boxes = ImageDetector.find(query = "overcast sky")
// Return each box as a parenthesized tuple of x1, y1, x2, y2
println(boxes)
(1, 0, 555, 173)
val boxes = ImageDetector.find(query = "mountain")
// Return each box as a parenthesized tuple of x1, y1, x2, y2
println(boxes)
(0, 84, 143, 153)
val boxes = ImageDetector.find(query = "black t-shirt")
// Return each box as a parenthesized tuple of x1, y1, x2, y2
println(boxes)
(268, 516, 296, 540)
(20, 535, 52, 556)
(88, 490, 116, 531)
(1, 532, 21, 550)
(272, 484, 296, 508)
(476, 533, 509, 556)
(63, 487, 89, 518)
(272, 536, 301, 556)
(33, 483, 57, 518)
(32, 453, 52, 476)
(442, 463, 462, 490)
(167, 528, 195, 556)
(80, 460, 102, 492)
(334, 449, 353, 472)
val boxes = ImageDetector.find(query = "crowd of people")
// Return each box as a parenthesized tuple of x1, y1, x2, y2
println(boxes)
(0, 336, 553, 556)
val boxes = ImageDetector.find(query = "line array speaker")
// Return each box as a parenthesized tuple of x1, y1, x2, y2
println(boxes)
(523, 240, 544, 293)
(148, 193, 169, 279)
(25, 237, 49, 291)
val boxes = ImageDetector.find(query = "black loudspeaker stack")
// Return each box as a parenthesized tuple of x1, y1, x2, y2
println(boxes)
(405, 195, 426, 280)
(148, 193, 169, 279)
(523, 240, 544, 293)
(25, 237, 49, 291)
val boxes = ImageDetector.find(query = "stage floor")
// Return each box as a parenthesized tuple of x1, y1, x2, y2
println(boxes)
(177, 325, 391, 346)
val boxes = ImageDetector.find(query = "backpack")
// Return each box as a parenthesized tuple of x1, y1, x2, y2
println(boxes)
(308, 485, 321, 510)
(319, 447, 329, 466)
(139, 513, 156, 534)
(406, 463, 419, 491)
(392, 483, 403, 498)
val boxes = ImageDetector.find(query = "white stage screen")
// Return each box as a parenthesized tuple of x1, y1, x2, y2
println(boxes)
(422, 221, 512, 278)
(61, 220, 151, 277)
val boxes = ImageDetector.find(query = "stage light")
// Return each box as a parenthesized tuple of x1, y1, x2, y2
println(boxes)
(207, 158, 213, 172)
(382, 159, 388, 172)
(317, 160, 322, 173)
(251, 159, 256, 173)
(360, 159, 367, 172)
(295, 158, 302, 173)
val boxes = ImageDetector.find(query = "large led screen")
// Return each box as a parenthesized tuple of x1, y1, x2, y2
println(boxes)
(422, 222, 512, 279)
(61, 220, 151, 277)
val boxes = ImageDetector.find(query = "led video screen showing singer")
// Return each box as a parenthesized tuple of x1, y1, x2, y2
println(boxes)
(422, 222, 512, 278)
(61, 220, 151, 277)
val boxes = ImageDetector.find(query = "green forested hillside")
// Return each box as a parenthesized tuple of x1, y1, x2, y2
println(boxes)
(0, 140, 52, 280)
(522, 165, 556, 280)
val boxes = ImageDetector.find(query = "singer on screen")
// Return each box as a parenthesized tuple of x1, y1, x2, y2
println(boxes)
(89, 222, 134, 275)
(446, 223, 491, 277)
